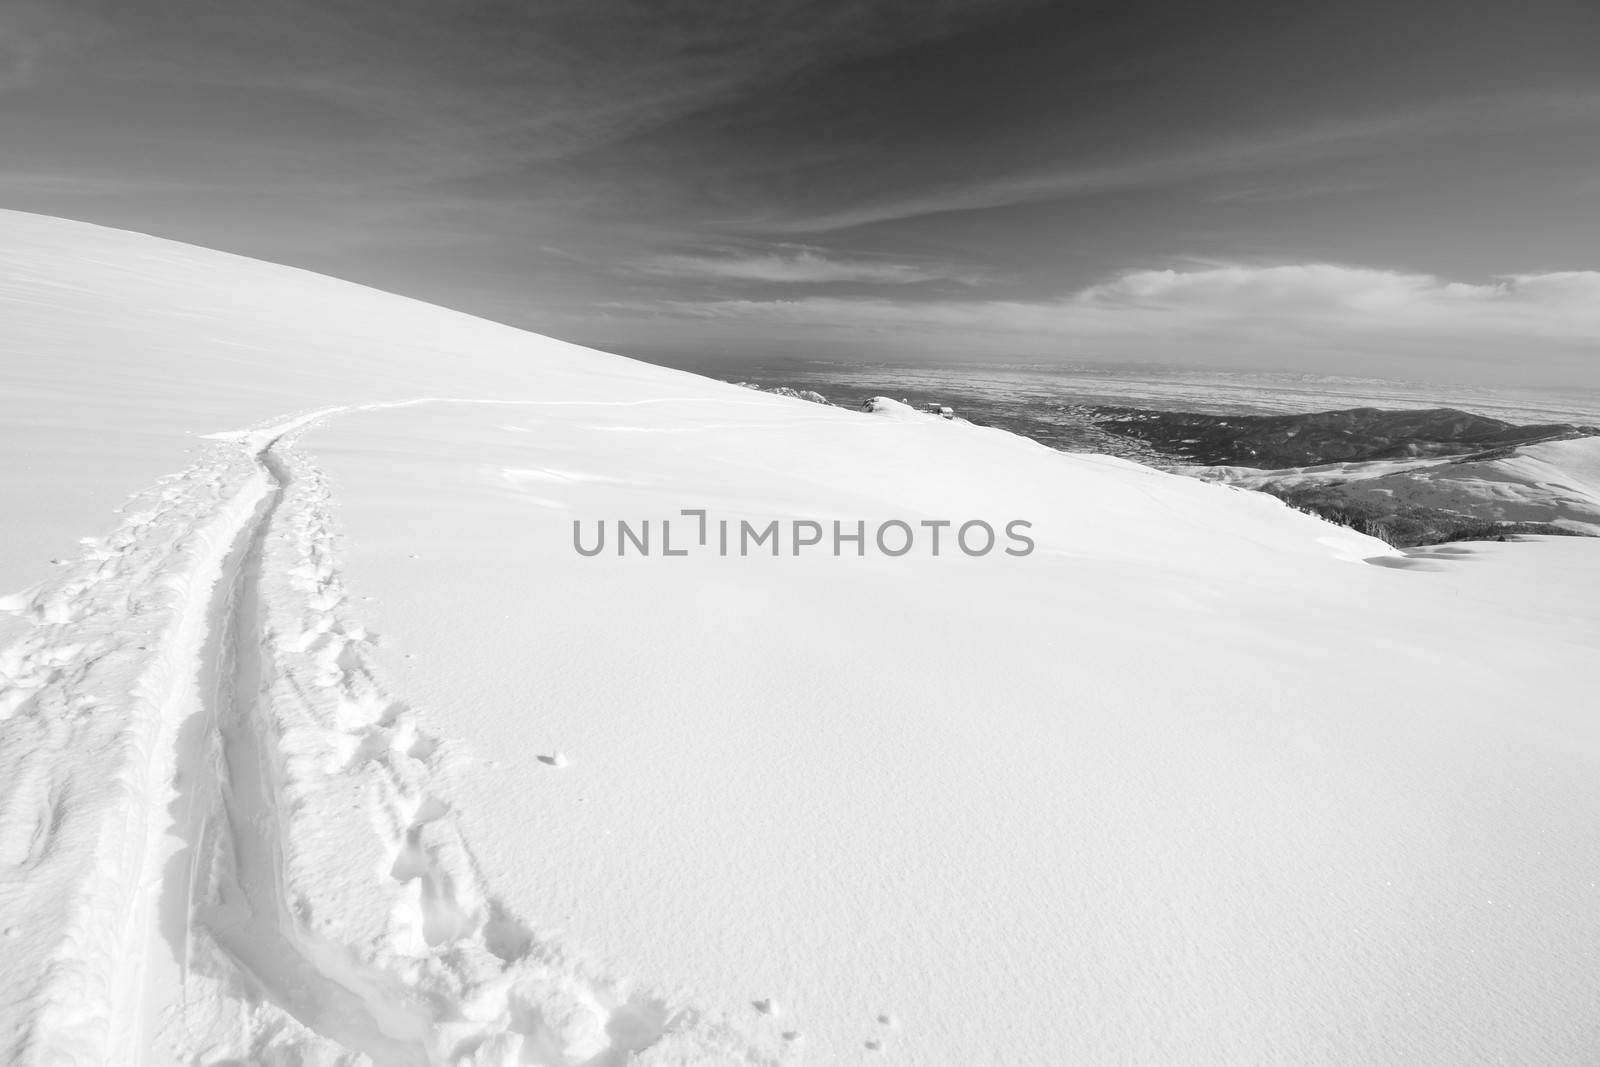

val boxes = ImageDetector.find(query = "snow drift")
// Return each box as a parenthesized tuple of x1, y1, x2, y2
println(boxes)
(2, 210, 1599, 1066)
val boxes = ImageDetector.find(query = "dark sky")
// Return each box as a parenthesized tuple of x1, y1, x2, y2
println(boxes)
(3, 0, 1598, 384)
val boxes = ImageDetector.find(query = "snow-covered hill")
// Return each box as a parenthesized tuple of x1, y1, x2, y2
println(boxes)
(1196, 436, 1600, 537)
(2, 210, 1598, 1066)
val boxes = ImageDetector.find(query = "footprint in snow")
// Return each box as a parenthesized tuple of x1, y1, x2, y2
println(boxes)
(538, 752, 568, 768)
(864, 1015, 896, 1053)
(752, 998, 777, 1016)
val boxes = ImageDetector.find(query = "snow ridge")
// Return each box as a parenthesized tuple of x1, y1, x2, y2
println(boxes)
(1, 408, 774, 1066)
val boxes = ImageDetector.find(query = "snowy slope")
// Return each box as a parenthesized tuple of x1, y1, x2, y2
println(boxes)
(2, 210, 1599, 1066)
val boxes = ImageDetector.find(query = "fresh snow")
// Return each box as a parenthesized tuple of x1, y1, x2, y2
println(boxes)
(1, 210, 1599, 1066)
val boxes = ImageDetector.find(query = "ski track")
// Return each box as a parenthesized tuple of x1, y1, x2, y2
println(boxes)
(0, 400, 782, 1067)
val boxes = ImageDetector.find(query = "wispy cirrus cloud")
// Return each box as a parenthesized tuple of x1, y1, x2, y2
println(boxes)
(1203, 180, 1380, 204)
(613, 264, 1600, 383)
(0, 172, 201, 197)
(628, 247, 977, 285)
(0, 1, 108, 89)
(6, 0, 1599, 390)
(762, 94, 1600, 233)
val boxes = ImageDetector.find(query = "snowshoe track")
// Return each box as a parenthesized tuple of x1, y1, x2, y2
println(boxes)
(0, 405, 778, 1067)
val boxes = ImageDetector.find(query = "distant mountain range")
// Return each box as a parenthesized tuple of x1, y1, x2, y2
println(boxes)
(1089, 406, 1599, 470)
(717, 390, 1600, 548)
(1085, 407, 1600, 547)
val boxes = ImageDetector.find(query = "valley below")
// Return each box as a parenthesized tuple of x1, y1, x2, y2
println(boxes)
(1085, 406, 1600, 546)
(734, 379, 1600, 549)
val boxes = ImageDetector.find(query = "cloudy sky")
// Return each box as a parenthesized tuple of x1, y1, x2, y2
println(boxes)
(3, 0, 1598, 385)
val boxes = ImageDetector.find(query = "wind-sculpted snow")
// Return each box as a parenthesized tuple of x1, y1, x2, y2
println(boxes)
(0, 409, 773, 1066)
